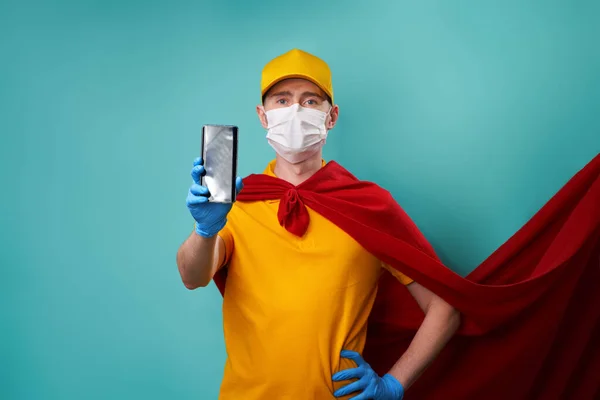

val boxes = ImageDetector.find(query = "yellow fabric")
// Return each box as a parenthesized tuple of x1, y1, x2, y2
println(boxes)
(216, 160, 412, 399)
(261, 48, 334, 103)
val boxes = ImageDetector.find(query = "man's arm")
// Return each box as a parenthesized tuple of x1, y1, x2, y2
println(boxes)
(333, 281, 460, 399)
(176, 233, 227, 289)
(178, 156, 242, 289)
(387, 282, 461, 390)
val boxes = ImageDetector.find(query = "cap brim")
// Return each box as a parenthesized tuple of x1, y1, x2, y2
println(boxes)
(262, 74, 332, 102)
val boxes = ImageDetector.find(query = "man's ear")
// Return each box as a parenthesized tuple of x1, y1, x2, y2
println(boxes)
(326, 104, 339, 130)
(256, 105, 268, 129)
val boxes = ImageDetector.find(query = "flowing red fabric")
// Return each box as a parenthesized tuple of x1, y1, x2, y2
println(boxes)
(213, 154, 600, 399)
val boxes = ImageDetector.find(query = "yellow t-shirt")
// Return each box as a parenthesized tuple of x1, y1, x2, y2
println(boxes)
(217, 160, 413, 400)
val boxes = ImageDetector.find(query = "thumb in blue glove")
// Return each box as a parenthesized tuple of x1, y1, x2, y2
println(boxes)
(186, 157, 243, 238)
(332, 350, 404, 400)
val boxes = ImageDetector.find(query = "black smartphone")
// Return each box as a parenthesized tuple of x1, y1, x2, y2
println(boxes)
(200, 124, 238, 203)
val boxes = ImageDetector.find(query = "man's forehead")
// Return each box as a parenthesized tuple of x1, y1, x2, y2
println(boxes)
(268, 78, 325, 97)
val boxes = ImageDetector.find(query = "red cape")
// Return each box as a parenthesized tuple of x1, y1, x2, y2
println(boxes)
(213, 154, 600, 400)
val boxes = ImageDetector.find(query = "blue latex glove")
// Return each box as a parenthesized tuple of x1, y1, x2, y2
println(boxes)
(332, 350, 404, 400)
(186, 157, 243, 238)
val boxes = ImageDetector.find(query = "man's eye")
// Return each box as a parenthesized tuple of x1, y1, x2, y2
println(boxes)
(305, 99, 317, 105)
(277, 99, 287, 104)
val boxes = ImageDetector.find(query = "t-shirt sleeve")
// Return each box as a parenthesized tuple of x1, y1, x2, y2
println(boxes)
(381, 262, 414, 285)
(217, 222, 234, 266)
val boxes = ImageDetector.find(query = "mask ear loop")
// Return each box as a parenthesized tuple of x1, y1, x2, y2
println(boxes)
(321, 106, 334, 146)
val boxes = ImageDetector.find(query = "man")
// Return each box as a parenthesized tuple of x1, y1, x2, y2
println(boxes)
(176, 49, 460, 399)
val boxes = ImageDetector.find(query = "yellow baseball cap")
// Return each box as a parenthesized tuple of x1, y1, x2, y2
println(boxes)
(261, 48, 334, 103)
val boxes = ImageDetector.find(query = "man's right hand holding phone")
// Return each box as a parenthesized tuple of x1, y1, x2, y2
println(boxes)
(186, 157, 244, 238)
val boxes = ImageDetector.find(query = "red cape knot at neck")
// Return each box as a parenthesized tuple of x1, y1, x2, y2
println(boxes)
(238, 161, 344, 237)
(278, 188, 310, 237)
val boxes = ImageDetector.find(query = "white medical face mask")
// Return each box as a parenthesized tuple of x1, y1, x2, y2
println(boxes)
(264, 103, 331, 164)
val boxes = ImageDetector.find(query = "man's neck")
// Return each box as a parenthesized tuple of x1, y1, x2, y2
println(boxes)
(273, 153, 323, 186)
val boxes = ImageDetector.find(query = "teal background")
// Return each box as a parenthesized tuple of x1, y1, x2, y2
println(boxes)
(1, 0, 598, 399)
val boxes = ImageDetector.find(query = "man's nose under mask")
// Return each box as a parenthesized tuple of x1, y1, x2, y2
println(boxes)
(264, 103, 331, 164)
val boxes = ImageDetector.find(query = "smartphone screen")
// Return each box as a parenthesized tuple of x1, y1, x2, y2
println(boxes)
(200, 125, 238, 203)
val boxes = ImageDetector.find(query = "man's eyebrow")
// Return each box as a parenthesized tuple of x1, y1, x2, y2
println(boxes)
(268, 90, 293, 98)
(302, 91, 326, 99)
